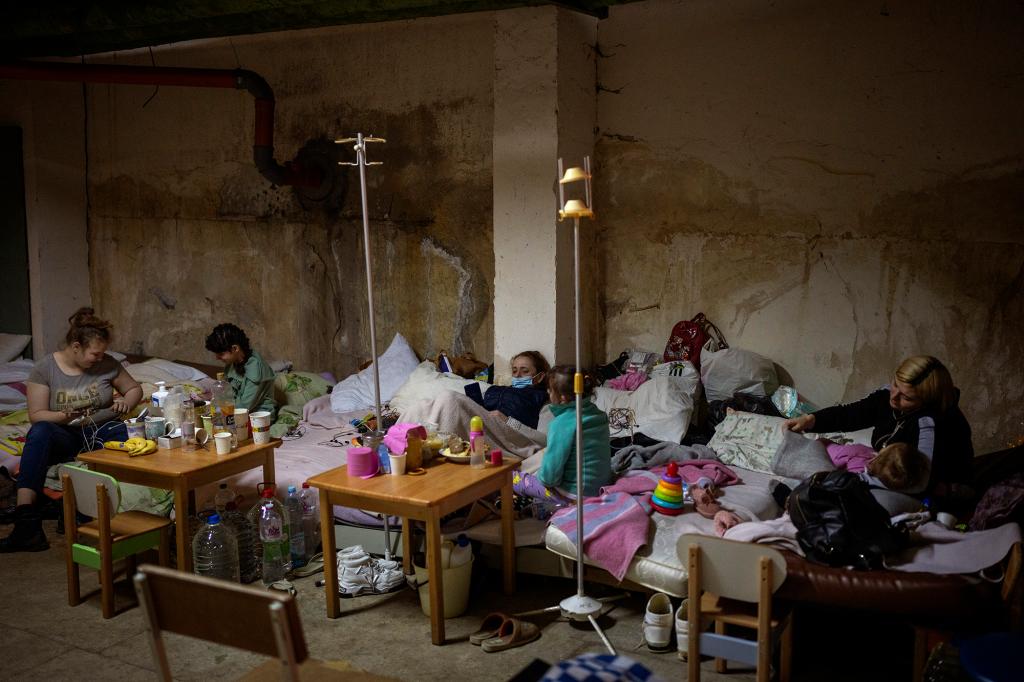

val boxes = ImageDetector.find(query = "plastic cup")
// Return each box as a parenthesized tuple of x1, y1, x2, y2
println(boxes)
(250, 411, 272, 445)
(214, 431, 233, 455)
(126, 419, 147, 440)
(389, 452, 407, 475)
(234, 408, 250, 442)
(201, 414, 214, 435)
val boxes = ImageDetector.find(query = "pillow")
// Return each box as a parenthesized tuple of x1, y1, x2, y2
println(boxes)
(329, 333, 420, 413)
(273, 371, 331, 408)
(592, 362, 701, 443)
(708, 411, 788, 473)
(0, 333, 31, 362)
(770, 429, 835, 479)
(389, 360, 490, 415)
(125, 358, 211, 383)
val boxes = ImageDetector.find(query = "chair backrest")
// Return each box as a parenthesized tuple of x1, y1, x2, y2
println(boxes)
(678, 534, 787, 602)
(134, 564, 309, 662)
(60, 465, 120, 519)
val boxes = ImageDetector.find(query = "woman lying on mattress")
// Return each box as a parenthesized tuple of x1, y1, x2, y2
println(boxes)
(1, 308, 142, 553)
(400, 350, 551, 460)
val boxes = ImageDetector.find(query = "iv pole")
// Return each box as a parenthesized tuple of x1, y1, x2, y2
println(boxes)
(335, 132, 394, 560)
(513, 156, 624, 655)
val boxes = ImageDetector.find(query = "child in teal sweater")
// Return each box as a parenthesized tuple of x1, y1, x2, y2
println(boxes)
(205, 323, 276, 418)
(513, 365, 612, 502)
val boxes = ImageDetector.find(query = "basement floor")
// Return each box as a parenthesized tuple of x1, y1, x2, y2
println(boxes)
(0, 519, 915, 681)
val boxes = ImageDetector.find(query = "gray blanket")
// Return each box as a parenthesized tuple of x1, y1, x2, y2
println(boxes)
(610, 441, 718, 475)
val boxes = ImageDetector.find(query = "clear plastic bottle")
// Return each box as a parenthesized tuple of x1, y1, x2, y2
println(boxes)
(449, 534, 472, 567)
(220, 501, 260, 584)
(469, 416, 486, 468)
(181, 400, 198, 452)
(163, 385, 185, 433)
(192, 513, 240, 582)
(255, 486, 291, 585)
(151, 381, 169, 416)
(214, 483, 235, 513)
(299, 482, 320, 558)
(285, 485, 306, 568)
(211, 373, 237, 448)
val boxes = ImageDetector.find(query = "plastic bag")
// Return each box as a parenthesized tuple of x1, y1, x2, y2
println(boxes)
(771, 385, 817, 418)
(700, 347, 779, 402)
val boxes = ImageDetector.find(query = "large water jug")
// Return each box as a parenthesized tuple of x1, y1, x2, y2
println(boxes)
(221, 502, 260, 583)
(299, 482, 320, 557)
(285, 486, 306, 568)
(192, 513, 240, 582)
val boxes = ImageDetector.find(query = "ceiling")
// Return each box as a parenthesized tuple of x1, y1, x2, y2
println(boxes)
(1, 1, 633, 59)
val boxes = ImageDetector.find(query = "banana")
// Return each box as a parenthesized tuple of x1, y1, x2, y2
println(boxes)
(103, 440, 131, 452)
(105, 437, 158, 456)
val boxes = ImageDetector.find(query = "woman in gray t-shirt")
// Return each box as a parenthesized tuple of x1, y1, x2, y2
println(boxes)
(0, 308, 142, 554)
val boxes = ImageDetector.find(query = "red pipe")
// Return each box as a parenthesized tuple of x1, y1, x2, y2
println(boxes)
(0, 60, 321, 188)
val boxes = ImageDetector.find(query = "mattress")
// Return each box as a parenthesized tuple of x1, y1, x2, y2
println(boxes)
(544, 467, 785, 597)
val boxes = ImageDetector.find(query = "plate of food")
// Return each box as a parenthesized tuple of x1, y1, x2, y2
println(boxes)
(440, 448, 472, 463)
(439, 435, 472, 463)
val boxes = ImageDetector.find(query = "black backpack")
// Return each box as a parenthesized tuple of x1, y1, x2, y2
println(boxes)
(787, 470, 908, 570)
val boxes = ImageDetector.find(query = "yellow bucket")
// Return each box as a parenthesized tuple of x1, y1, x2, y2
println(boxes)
(412, 555, 473, 619)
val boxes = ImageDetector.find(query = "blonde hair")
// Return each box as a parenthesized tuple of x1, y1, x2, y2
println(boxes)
(894, 355, 956, 413)
(547, 365, 597, 401)
(867, 442, 928, 491)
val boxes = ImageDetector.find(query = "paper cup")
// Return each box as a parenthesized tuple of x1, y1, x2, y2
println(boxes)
(250, 411, 272, 445)
(194, 427, 210, 445)
(126, 419, 147, 440)
(234, 408, 250, 442)
(389, 452, 407, 475)
(214, 431, 233, 455)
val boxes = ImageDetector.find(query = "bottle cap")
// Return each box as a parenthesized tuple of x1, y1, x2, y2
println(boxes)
(456, 534, 470, 547)
(208, 513, 221, 524)
(261, 487, 275, 498)
(469, 415, 484, 433)
(288, 485, 297, 493)
(302, 481, 310, 489)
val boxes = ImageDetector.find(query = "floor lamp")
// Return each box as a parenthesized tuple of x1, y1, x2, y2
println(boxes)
(514, 156, 623, 655)
(335, 132, 395, 561)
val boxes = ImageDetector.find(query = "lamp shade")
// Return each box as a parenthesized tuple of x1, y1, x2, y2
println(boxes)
(559, 199, 594, 219)
(559, 166, 590, 184)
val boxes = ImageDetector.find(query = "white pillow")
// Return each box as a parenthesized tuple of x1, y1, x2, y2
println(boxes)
(390, 360, 490, 415)
(0, 333, 31, 362)
(330, 333, 420, 413)
(125, 358, 211, 383)
(592, 363, 701, 443)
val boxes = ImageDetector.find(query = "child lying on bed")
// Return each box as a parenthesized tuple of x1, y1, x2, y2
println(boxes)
(205, 323, 276, 417)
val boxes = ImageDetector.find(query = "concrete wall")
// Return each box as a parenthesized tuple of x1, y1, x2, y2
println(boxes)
(0, 79, 91, 358)
(86, 13, 495, 377)
(595, 0, 1024, 451)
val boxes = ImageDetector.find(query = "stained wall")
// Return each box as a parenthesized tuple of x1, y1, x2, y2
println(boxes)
(86, 14, 495, 378)
(595, 0, 1024, 451)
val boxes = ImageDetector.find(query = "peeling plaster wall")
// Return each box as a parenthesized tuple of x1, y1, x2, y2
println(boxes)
(596, 0, 1024, 452)
(86, 14, 494, 378)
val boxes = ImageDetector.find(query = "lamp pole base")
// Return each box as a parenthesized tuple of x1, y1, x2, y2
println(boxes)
(559, 594, 603, 620)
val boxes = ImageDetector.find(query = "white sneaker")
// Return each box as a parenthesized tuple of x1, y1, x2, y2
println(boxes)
(643, 593, 674, 650)
(339, 561, 374, 597)
(675, 599, 689, 660)
(337, 549, 404, 596)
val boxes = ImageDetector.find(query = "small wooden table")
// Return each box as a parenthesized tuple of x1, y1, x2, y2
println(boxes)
(78, 439, 280, 572)
(308, 460, 518, 645)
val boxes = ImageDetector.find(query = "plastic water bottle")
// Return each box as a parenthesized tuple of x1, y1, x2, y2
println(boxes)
(285, 485, 306, 568)
(212, 373, 237, 448)
(256, 489, 290, 585)
(214, 483, 235, 513)
(449, 534, 472, 568)
(300, 482, 320, 557)
(221, 502, 260, 583)
(151, 381, 169, 416)
(192, 513, 240, 582)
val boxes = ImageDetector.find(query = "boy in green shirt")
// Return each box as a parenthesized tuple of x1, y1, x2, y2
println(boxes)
(205, 323, 276, 418)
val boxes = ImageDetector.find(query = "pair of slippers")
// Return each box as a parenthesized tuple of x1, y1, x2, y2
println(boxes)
(469, 612, 540, 652)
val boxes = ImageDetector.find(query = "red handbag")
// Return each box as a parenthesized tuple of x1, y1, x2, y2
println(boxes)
(663, 313, 727, 368)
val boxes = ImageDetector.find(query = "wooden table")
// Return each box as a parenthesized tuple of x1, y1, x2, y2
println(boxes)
(308, 460, 517, 645)
(78, 439, 280, 572)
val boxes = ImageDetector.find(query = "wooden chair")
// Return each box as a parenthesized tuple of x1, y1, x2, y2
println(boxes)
(60, 465, 172, 618)
(133, 564, 396, 681)
(679, 533, 793, 682)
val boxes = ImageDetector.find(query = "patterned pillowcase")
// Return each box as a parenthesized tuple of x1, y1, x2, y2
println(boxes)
(707, 411, 788, 474)
(273, 371, 332, 408)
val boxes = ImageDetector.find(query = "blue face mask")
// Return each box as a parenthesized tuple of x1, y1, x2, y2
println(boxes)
(511, 376, 533, 389)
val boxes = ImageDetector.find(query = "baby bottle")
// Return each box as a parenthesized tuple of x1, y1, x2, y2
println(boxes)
(469, 416, 486, 468)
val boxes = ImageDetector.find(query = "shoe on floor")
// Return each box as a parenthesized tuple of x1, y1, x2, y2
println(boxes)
(643, 592, 673, 651)
(481, 617, 540, 653)
(675, 599, 689, 660)
(0, 505, 49, 553)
